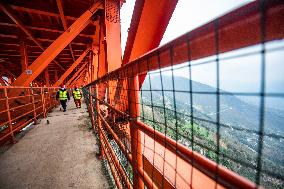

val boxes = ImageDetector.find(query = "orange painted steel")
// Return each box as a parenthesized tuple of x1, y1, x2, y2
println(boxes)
(65, 62, 88, 87)
(10, 1, 102, 87)
(69, 70, 86, 87)
(123, 0, 177, 64)
(122, 0, 178, 88)
(94, 0, 284, 86)
(128, 76, 144, 189)
(19, 40, 28, 72)
(105, 0, 122, 73)
(97, 15, 107, 79)
(44, 68, 50, 87)
(83, 1, 284, 188)
(100, 141, 124, 189)
(0, 86, 58, 144)
(3, 88, 15, 143)
(88, 88, 254, 189)
(0, 2, 65, 71)
(88, 87, 96, 130)
(56, 0, 76, 62)
(54, 48, 91, 87)
(97, 111, 133, 189)
(97, 110, 159, 189)
(95, 85, 104, 158)
(96, 15, 108, 101)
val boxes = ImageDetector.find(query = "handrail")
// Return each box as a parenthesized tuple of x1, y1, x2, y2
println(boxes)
(0, 87, 58, 144)
(83, 1, 283, 188)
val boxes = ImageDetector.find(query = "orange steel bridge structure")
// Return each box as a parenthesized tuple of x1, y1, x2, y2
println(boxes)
(0, 0, 284, 188)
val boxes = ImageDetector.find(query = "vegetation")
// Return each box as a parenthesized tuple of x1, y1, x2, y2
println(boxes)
(140, 75, 284, 189)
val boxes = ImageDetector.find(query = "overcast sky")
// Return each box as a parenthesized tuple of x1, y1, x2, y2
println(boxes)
(120, 0, 284, 100)
(120, 0, 252, 54)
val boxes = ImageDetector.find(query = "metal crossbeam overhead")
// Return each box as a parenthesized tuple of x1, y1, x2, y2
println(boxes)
(123, 0, 178, 88)
(0, 1, 283, 189)
(0, 2, 65, 71)
(10, 5, 97, 26)
(0, 22, 93, 38)
(54, 48, 90, 87)
(69, 68, 86, 87)
(56, 0, 76, 62)
(11, 1, 102, 86)
(66, 62, 88, 87)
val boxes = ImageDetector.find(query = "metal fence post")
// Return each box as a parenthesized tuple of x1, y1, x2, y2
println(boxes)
(30, 87, 37, 125)
(95, 84, 104, 158)
(4, 88, 15, 143)
(41, 88, 46, 117)
(128, 75, 144, 189)
(89, 87, 96, 130)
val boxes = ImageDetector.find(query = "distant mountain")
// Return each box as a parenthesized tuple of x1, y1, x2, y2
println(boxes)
(142, 75, 284, 134)
(141, 75, 284, 189)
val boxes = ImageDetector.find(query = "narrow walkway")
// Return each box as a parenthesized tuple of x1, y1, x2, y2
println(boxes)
(0, 101, 109, 189)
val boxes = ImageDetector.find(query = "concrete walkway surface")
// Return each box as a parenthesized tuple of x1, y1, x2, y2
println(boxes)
(0, 101, 109, 189)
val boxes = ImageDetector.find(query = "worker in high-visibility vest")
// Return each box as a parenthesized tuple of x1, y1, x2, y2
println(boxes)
(56, 85, 70, 112)
(72, 86, 83, 108)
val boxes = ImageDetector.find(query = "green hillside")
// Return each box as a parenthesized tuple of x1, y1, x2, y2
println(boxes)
(140, 75, 284, 189)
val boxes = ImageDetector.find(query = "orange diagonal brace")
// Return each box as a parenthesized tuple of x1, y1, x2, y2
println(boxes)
(56, 0, 75, 62)
(65, 62, 88, 87)
(11, 1, 102, 87)
(71, 71, 86, 86)
(54, 48, 90, 87)
(123, 0, 178, 87)
(0, 2, 65, 71)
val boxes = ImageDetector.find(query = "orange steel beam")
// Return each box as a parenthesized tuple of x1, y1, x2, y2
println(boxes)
(65, 62, 88, 87)
(10, 5, 98, 26)
(54, 70, 58, 82)
(100, 144, 123, 189)
(44, 68, 50, 87)
(123, 0, 178, 87)
(11, 1, 102, 87)
(54, 47, 90, 87)
(0, 3, 65, 71)
(105, 0, 122, 72)
(97, 16, 107, 79)
(97, 15, 107, 100)
(19, 39, 28, 72)
(69, 70, 86, 87)
(0, 22, 93, 38)
(128, 76, 144, 188)
(90, 20, 100, 82)
(95, 0, 284, 85)
(56, 0, 75, 62)
(85, 1, 284, 187)
(87, 61, 92, 83)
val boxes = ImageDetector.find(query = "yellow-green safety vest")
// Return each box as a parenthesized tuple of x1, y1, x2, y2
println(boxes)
(59, 90, 68, 100)
(73, 90, 82, 100)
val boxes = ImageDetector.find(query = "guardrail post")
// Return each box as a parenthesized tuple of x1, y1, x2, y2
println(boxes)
(41, 88, 46, 118)
(128, 75, 144, 189)
(4, 88, 15, 143)
(95, 85, 104, 158)
(30, 87, 37, 125)
(89, 87, 95, 130)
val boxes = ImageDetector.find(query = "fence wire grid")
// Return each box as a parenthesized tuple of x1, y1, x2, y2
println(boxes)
(83, 1, 284, 189)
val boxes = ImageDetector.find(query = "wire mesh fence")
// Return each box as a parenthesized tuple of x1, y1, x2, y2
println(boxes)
(83, 1, 284, 188)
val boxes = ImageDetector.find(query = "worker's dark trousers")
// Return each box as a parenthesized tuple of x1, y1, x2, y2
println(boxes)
(60, 100, 67, 111)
